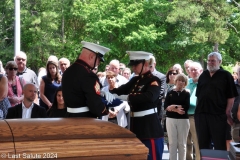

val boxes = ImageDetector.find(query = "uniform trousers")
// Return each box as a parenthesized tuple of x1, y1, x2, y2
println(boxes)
(232, 123, 240, 142)
(195, 113, 227, 150)
(141, 138, 164, 160)
(166, 117, 190, 160)
(186, 116, 200, 160)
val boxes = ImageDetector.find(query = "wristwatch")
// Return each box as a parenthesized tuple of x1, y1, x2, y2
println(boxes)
(175, 105, 178, 109)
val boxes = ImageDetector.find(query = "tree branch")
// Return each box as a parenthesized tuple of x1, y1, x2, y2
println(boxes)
(227, 22, 238, 33)
(232, 0, 240, 8)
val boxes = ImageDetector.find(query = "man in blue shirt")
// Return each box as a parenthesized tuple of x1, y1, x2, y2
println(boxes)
(186, 62, 203, 160)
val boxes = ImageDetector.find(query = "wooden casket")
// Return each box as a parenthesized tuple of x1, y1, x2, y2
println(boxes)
(0, 118, 148, 159)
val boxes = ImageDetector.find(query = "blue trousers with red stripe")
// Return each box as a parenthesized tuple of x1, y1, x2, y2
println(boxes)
(141, 138, 164, 160)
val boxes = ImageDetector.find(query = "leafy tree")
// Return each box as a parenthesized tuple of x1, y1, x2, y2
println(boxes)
(1, 0, 240, 74)
(0, 0, 15, 64)
(72, 0, 171, 71)
(165, 0, 240, 68)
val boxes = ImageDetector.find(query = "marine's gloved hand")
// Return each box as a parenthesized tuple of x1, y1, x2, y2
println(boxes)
(100, 91, 115, 103)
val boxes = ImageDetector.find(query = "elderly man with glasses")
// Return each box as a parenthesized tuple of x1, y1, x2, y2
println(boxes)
(14, 51, 38, 88)
(14, 51, 39, 104)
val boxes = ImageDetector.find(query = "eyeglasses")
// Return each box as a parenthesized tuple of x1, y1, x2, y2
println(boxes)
(8, 68, 18, 71)
(169, 72, 177, 75)
(190, 69, 198, 72)
(17, 58, 26, 61)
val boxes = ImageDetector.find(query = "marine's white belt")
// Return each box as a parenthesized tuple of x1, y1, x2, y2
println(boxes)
(67, 107, 89, 113)
(131, 108, 157, 117)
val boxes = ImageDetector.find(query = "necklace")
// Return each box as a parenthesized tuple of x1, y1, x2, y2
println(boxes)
(176, 91, 181, 96)
(174, 89, 184, 96)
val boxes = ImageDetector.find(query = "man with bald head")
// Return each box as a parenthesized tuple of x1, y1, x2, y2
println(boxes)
(6, 83, 47, 119)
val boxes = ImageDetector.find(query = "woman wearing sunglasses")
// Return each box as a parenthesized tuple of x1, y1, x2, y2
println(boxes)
(5, 61, 25, 107)
(166, 67, 179, 93)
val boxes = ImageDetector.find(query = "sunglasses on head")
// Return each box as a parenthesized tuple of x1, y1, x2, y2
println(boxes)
(17, 58, 26, 61)
(8, 68, 18, 71)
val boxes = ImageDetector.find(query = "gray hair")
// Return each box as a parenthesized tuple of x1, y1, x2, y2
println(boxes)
(208, 52, 222, 61)
(48, 55, 58, 63)
(184, 59, 193, 66)
(14, 51, 27, 61)
(59, 57, 70, 66)
(188, 62, 203, 70)
(109, 59, 120, 66)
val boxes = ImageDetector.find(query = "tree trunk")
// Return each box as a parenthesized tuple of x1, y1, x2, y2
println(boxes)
(213, 43, 219, 52)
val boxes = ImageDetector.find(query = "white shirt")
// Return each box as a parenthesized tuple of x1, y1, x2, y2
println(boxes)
(101, 86, 130, 128)
(22, 102, 34, 119)
(37, 69, 46, 87)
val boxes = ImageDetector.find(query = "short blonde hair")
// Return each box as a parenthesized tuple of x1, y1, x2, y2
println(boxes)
(106, 71, 117, 77)
(174, 73, 188, 86)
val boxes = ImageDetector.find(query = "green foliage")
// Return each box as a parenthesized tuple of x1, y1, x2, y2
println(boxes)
(0, 0, 240, 74)
(222, 64, 233, 74)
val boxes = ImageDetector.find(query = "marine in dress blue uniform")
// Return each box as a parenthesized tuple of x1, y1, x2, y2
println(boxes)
(62, 41, 115, 117)
(110, 51, 164, 160)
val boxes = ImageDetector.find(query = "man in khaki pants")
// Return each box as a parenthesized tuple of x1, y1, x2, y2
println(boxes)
(186, 62, 203, 160)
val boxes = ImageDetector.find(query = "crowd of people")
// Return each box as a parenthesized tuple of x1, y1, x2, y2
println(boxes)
(0, 41, 240, 160)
